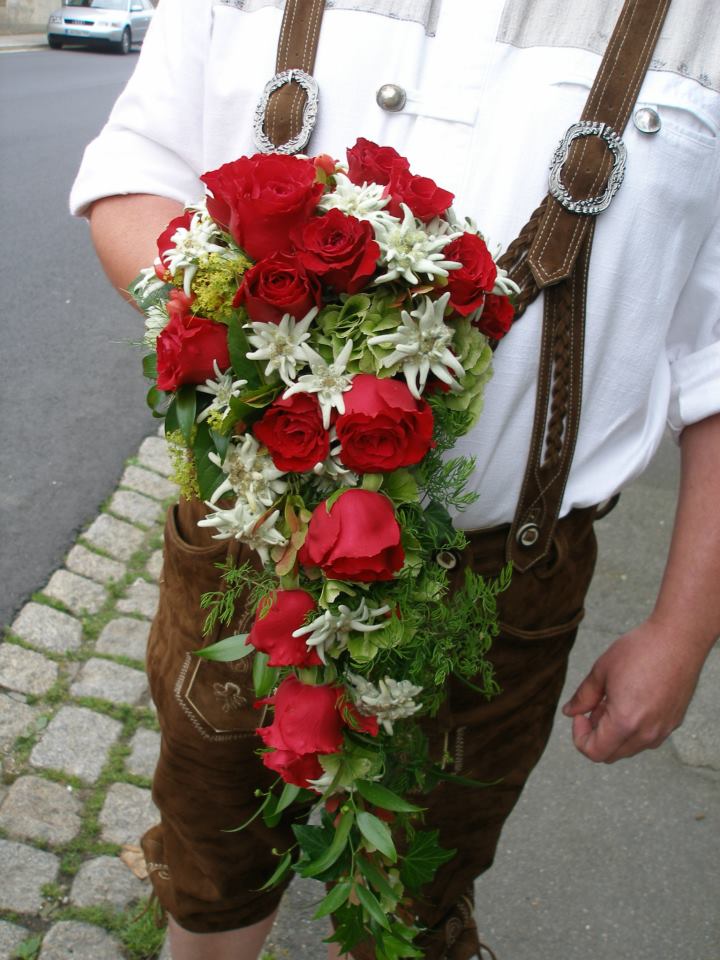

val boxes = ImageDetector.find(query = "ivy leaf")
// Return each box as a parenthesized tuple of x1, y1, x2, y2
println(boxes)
(356, 811, 396, 862)
(195, 634, 252, 662)
(165, 396, 179, 435)
(312, 881, 353, 920)
(399, 830, 455, 892)
(355, 780, 424, 814)
(292, 823, 332, 862)
(146, 385, 169, 417)
(422, 500, 456, 547)
(176, 384, 197, 444)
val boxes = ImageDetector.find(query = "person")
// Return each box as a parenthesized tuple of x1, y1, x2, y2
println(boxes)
(70, 2, 720, 958)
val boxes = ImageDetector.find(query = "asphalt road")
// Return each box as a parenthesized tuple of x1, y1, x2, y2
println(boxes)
(0, 47, 154, 627)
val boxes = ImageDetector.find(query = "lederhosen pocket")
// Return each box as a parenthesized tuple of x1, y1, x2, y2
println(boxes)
(147, 498, 264, 741)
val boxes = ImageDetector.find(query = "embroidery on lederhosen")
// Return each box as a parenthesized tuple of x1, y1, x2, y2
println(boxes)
(218, 0, 443, 36)
(498, 0, 720, 92)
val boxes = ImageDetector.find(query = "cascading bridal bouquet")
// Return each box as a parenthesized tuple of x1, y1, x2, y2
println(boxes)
(132, 138, 517, 958)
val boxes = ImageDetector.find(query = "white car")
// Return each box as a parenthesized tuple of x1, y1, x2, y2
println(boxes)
(47, 0, 154, 55)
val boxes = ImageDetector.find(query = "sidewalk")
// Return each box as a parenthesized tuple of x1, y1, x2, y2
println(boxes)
(0, 30, 46, 52)
(0, 430, 718, 960)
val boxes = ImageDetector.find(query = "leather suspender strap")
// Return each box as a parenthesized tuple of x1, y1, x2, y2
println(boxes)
(255, 0, 326, 154)
(505, 0, 672, 571)
(528, 0, 672, 288)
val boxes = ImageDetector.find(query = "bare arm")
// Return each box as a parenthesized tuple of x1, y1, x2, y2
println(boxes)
(88, 193, 184, 306)
(563, 411, 720, 762)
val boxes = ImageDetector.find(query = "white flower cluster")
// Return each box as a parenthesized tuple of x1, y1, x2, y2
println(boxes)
(162, 201, 228, 294)
(346, 673, 423, 734)
(293, 599, 391, 663)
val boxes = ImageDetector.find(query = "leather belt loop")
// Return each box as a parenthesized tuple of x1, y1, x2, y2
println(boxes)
(527, 0, 672, 288)
(259, 0, 326, 153)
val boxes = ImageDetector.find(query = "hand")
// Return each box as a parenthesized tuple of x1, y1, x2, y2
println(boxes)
(561, 617, 706, 763)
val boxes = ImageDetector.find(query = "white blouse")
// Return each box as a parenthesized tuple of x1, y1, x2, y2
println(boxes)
(70, 0, 720, 528)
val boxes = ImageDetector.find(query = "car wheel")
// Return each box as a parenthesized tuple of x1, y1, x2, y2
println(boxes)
(114, 27, 131, 54)
(48, 36, 64, 49)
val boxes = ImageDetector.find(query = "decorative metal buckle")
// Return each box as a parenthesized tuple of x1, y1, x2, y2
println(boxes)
(548, 121, 627, 215)
(253, 68, 319, 155)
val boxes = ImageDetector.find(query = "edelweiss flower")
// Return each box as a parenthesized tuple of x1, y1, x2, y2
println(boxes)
(196, 361, 248, 423)
(311, 430, 358, 492)
(319, 172, 393, 226)
(374, 204, 460, 285)
(134, 265, 165, 298)
(368, 292, 465, 398)
(293, 599, 391, 664)
(197, 502, 287, 564)
(492, 266, 521, 298)
(143, 302, 168, 348)
(245, 309, 316, 385)
(162, 204, 227, 294)
(208, 434, 286, 511)
(346, 673, 423, 734)
(282, 339, 354, 429)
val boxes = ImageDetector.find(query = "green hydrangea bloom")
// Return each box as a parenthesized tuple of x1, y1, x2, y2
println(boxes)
(317, 293, 404, 376)
(445, 318, 494, 424)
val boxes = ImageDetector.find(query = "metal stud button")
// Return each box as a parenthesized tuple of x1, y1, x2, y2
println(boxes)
(435, 550, 459, 570)
(376, 83, 407, 112)
(633, 106, 661, 134)
(516, 523, 540, 548)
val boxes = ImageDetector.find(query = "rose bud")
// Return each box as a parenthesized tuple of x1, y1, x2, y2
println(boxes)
(257, 676, 345, 756)
(335, 374, 434, 473)
(444, 233, 498, 317)
(253, 393, 329, 472)
(386, 163, 454, 221)
(247, 590, 320, 667)
(293, 209, 380, 294)
(346, 138, 410, 186)
(261, 748, 324, 789)
(474, 293, 514, 340)
(156, 289, 230, 392)
(233, 251, 322, 323)
(299, 489, 404, 582)
(201, 154, 323, 260)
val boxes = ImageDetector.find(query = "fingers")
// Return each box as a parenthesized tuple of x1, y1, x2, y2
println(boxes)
(562, 664, 605, 717)
(572, 713, 633, 763)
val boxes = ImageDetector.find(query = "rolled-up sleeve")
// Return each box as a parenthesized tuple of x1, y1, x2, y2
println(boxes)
(666, 208, 720, 438)
(69, 0, 211, 217)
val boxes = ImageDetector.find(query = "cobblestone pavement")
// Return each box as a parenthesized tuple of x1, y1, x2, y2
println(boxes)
(0, 435, 171, 960)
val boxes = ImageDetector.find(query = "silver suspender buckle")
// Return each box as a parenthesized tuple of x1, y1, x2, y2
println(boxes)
(253, 68, 320, 155)
(548, 120, 627, 215)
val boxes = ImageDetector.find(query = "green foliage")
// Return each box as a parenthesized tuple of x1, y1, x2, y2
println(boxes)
(12, 934, 43, 960)
(200, 558, 278, 637)
(399, 830, 456, 892)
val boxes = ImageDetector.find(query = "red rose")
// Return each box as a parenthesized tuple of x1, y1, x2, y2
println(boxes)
(294, 209, 380, 294)
(156, 290, 230, 392)
(346, 138, 410, 186)
(233, 252, 322, 323)
(475, 293, 514, 340)
(386, 163, 454, 221)
(247, 590, 320, 667)
(444, 233, 498, 317)
(253, 393, 329, 472)
(340, 696, 380, 737)
(155, 211, 193, 277)
(257, 676, 345, 755)
(299, 489, 404, 582)
(261, 748, 323, 788)
(201, 154, 324, 260)
(335, 374, 434, 473)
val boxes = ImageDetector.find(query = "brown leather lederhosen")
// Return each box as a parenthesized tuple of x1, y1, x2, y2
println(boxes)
(141, 1, 672, 955)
